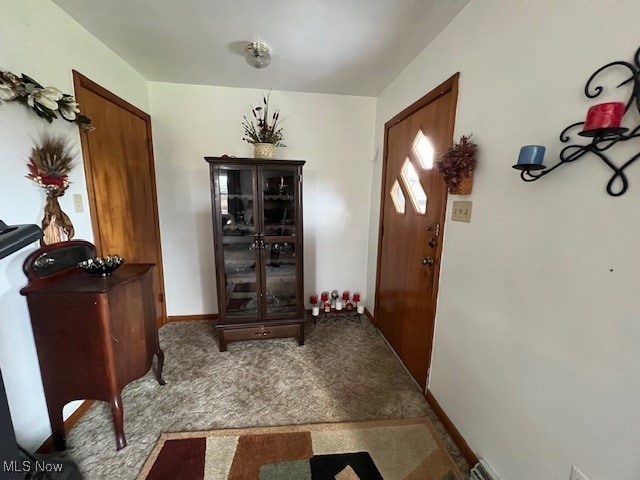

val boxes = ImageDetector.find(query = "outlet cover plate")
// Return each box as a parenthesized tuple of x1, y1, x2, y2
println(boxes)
(451, 201, 472, 222)
(570, 465, 589, 480)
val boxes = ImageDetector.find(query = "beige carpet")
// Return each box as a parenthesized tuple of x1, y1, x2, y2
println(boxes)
(59, 318, 468, 478)
(137, 418, 464, 480)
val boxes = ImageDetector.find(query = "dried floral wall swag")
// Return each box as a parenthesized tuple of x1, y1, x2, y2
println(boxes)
(0, 71, 92, 130)
(435, 134, 478, 195)
(27, 133, 77, 245)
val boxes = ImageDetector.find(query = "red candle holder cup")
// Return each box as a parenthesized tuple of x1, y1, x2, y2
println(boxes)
(579, 102, 628, 138)
(320, 291, 329, 302)
(353, 293, 361, 302)
(310, 295, 318, 305)
(342, 290, 350, 301)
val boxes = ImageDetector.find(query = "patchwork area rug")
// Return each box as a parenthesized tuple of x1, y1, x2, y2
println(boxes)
(137, 418, 463, 480)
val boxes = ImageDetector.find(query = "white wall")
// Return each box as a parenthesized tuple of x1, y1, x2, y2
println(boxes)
(148, 83, 376, 316)
(368, 1, 640, 479)
(0, 0, 148, 450)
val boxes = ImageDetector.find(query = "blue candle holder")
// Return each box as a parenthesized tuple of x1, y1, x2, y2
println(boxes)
(512, 145, 547, 171)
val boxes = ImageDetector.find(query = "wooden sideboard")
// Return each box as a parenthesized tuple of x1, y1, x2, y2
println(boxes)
(20, 241, 165, 451)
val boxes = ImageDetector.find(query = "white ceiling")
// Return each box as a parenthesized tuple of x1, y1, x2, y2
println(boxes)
(52, 0, 469, 97)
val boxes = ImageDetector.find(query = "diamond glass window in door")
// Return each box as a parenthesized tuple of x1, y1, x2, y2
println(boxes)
(412, 130, 435, 170)
(400, 158, 427, 214)
(390, 179, 406, 214)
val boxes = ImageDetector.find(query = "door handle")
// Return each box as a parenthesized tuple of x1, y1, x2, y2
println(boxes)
(421, 257, 434, 266)
(250, 233, 260, 250)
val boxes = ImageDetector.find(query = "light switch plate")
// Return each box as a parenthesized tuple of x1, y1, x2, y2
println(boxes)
(72, 193, 84, 213)
(451, 201, 472, 222)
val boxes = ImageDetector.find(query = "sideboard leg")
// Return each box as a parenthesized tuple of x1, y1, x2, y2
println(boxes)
(155, 348, 166, 385)
(110, 395, 126, 450)
(298, 323, 305, 346)
(48, 403, 67, 451)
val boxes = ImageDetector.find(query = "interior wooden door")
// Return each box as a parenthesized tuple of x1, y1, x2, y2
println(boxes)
(73, 71, 167, 327)
(374, 74, 459, 388)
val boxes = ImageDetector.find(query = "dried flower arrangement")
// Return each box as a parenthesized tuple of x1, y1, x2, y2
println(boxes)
(26, 133, 77, 245)
(241, 92, 286, 146)
(0, 71, 92, 129)
(27, 133, 77, 193)
(435, 134, 478, 194)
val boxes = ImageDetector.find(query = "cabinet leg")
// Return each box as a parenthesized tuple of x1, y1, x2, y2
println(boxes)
(110, 395, 126, 450)
(298, 324, 305, 346)
(155, 348, 166, 386)
(218, 333, 227, 352)
(47, 403, 67, 451)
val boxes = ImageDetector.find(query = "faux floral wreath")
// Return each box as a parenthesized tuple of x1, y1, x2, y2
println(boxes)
(0, 71, 92, 129)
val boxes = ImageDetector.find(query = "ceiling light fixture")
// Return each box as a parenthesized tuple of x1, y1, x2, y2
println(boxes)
(244, 42, 271, 69)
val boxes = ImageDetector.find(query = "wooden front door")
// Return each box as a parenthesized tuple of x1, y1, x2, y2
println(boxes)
(374, 74, 459, 388)
(73, 71, 167, 327)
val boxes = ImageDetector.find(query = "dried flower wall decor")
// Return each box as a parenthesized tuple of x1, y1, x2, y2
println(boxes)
(26, 133, 77, 245)
(0, 71, 92, 130)
(435, 134, 478, 195)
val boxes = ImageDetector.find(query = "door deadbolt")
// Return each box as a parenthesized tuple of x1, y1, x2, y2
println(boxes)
(428, 238, 437, 248)
(421, 256, 434, 266)
(426, 223, 441, 237)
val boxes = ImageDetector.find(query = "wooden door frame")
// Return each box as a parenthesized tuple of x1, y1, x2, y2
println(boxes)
(373, 72, 460, 357)
(72, 71, 168, 325)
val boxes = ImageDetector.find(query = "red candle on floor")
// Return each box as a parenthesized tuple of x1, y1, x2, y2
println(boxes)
(583, 102, 624, 131)
(320, 291, 329, 302)
(342, 290, 350, 301)
(353, 292, 361, 302)
(310, 295, 318, 305)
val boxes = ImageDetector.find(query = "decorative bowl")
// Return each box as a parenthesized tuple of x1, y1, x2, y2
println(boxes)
(78, 256, 124, 276)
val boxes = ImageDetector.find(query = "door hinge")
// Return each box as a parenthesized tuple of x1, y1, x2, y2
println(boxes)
(298, 174, 303, 183)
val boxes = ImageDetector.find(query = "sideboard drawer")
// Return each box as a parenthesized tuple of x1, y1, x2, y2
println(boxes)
(223, 323, 301, 342)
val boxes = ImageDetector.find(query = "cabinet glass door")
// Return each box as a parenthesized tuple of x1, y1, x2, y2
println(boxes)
(260, 168, 299, 315)
(263, 241, 298, 314)
(218, 167, 258, 317)
(261, 169, 297, 237)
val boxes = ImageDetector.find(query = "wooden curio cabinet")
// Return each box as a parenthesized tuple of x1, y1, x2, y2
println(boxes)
(205, 157, 306, 351)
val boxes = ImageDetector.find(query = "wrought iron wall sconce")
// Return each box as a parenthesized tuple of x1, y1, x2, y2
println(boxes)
(513, 46, 640, 197)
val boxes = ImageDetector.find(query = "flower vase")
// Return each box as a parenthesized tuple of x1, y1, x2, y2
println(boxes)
(41, 191, 75, 246)
(254, 143, 276, 159)
(450, 171, 474, 195)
